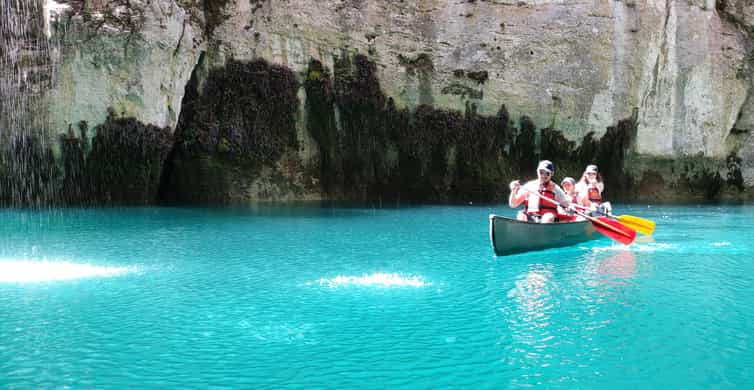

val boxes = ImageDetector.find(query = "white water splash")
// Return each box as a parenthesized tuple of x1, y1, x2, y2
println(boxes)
(0, 259, 135, 283)
(314, 273, 429, 288)
(589, 242, 675, 253)
(711, 242, 731, 247)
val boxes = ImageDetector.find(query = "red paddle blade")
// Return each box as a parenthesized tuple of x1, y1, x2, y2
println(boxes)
(592, 216, 636, 245)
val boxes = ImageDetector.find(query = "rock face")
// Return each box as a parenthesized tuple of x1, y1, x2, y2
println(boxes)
(50, 0, 202, 131)
(1, 0, 58, 206)
(2, 0, 754, 204)
(721, 0, 754, 26)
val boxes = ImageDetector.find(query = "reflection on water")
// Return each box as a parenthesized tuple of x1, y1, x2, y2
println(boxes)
(508, 266, 556, 327)
(503, 265, 559, 386)
(0, 259, 134, 283)
(312, 273, 429, 288)
(2, 205, 753, 388)
(500, 248, 640, 386)
(596, 250, 637, 284)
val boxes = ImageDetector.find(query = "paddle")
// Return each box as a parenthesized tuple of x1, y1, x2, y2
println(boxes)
(572, 204, 656, 236)
(519, 187, 636, 245)
(615, 214, 655, 236)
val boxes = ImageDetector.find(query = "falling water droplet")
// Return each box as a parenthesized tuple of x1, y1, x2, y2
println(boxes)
(1, 0, 64, 206)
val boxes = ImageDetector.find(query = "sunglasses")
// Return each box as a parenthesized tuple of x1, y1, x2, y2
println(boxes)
(538, 170, 551, 176)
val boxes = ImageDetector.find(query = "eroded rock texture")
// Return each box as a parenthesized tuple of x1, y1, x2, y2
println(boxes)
(2, 0, 753, 204)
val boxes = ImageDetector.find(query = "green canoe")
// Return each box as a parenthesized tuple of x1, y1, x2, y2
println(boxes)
(489, 214, 599, 256)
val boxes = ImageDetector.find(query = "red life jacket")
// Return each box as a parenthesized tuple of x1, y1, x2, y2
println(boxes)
(555, 193, 578, 222)
(587, 186, 602, 203)
(524, 182, 558, 215)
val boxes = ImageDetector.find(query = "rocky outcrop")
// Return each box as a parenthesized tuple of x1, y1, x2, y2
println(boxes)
(718, 0, 754, 26)
(716, 0, 754, 189)
(49, 0, 203, 132)
(181, 0, 754, 202)
(159, 56, 303, 203)
(2, 0, 754, 204)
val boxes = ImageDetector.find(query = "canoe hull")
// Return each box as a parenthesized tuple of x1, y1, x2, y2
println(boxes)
(489, 214, 598, 256)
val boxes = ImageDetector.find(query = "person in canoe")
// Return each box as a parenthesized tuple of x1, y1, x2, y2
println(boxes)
(508, 160, 572, 223)
(557, 177, 581, 222)
(575, 164, 612, 215)
(560, 177, 577, 202)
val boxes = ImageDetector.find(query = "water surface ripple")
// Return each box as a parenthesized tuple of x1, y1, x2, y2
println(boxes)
(0, 205, 752, 388)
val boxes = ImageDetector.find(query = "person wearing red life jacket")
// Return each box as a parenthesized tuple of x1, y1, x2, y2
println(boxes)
(557, 177, 581, 222)
(508, 160, 572, 223)
(560, 177, 577, 203)
(575, 164, 612, 215)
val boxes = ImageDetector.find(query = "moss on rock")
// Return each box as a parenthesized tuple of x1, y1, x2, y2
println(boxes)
(159, 57, 300, 203)
(156, 53, 744, 204)
(89, 112, 173, 204)
(0, 135, 58, 207)
(58, 110, 173, 205)
(299, 54, 648, 203)
(305, 54, 531, 202)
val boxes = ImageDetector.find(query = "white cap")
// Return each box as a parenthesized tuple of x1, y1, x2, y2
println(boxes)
(561, 177, 576, 185)
(537, 160, 554, 173)
(585, 164, 598, 174)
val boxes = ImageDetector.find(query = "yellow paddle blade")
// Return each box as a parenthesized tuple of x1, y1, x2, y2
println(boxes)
(616, 215, 656, 236)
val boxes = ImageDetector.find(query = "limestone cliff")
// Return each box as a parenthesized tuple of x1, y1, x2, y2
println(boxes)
(3, 0, 754, 204)
(50, 0, 202, 132)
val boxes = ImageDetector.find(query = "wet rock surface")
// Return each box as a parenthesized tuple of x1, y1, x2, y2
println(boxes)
(2, 0, 754, 205)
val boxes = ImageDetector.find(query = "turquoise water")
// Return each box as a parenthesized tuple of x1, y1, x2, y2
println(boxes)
(1, 204, 752, 388)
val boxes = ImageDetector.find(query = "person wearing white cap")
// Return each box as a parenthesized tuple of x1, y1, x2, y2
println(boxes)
(508, 160, 572, 223)
(560, 177, 577, 203)
(556, 176, 582, 222)
(575, 164, 612, 215)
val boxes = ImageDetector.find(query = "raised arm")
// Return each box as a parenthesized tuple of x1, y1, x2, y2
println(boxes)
(508, 180, 527, 208)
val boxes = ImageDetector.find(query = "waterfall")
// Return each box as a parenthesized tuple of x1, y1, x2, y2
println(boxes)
(0, 0, 63, 206)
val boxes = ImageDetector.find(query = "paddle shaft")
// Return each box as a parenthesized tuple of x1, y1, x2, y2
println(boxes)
(572, 203, 612, 217)
(519, 186, 634, 239)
